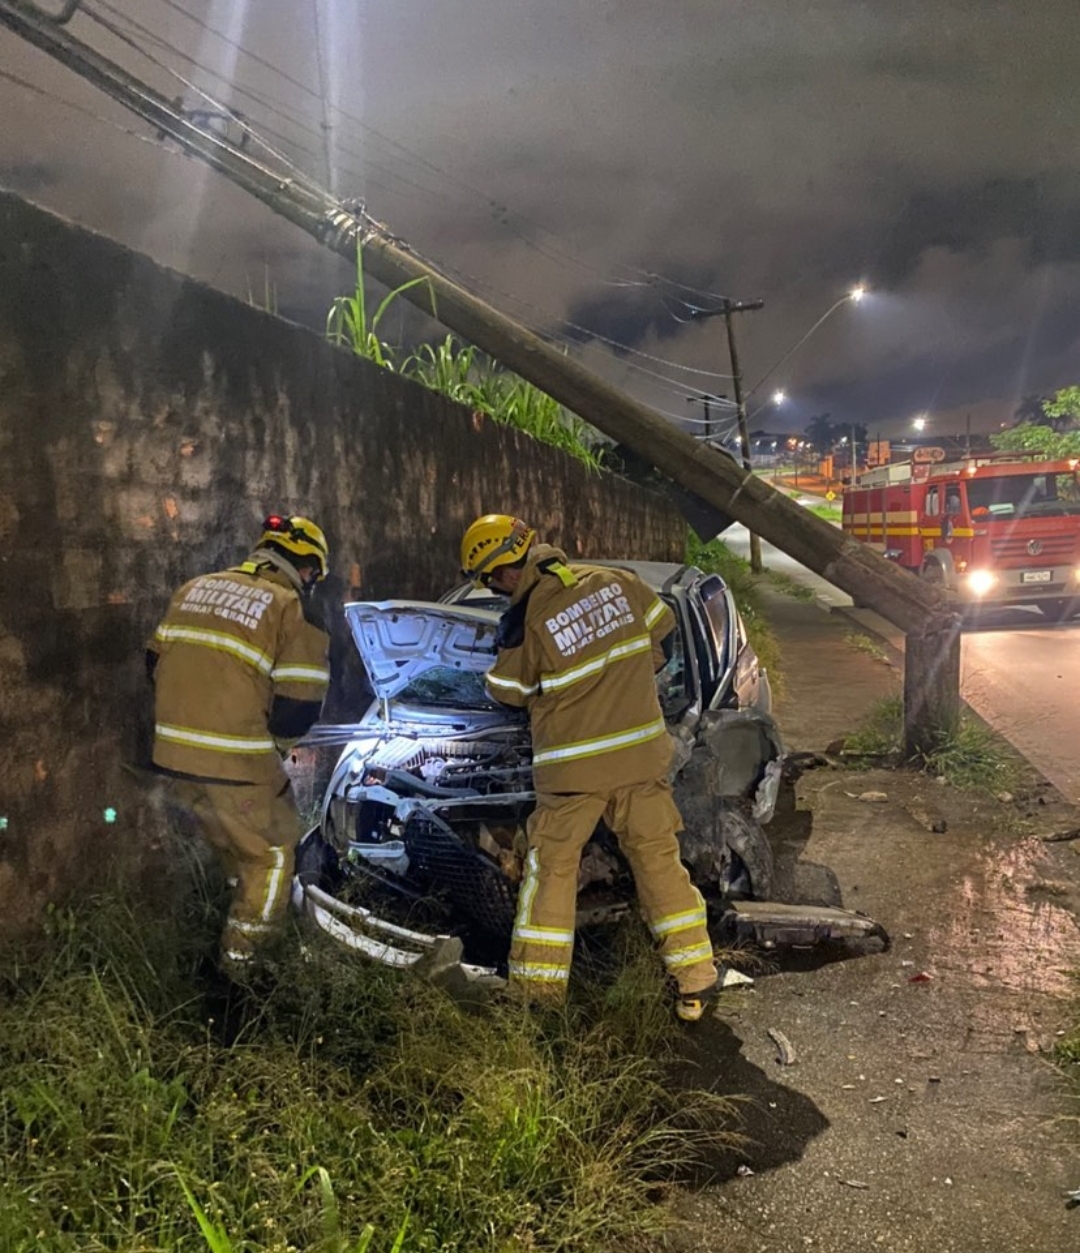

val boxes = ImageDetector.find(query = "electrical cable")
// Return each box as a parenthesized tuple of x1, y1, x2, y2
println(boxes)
(0, 63, 193, 156)
(151, 0, 735, 306)
(90, 0, 741, 375)
(82, 2, 715, 363)
(81, 0, 330, 200)
(12, 1, 740, 434)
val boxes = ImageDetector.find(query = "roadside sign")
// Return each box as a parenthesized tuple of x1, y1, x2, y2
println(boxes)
(825, 490, 836, 501)
(913, 446, 946, 464)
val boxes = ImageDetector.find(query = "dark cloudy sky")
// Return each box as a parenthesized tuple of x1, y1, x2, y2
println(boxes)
(3, 0, 1080, 440)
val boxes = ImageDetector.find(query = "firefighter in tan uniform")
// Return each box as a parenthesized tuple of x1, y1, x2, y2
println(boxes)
(459, 514, 719, 1021)
(147, 515, 331, 975)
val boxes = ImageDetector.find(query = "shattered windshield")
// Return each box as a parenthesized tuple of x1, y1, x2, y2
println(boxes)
(397, 666, 503, 710)
(966, 472, 1080, 519)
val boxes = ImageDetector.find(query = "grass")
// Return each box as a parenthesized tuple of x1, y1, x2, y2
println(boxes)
(0, 848, 737, 1253)
(1055, 982, 1080, 1149)
(842, 693, 905, 758)
(841, 694, 1025, 792)
(805, 502, 843, 525)
(326, 244, 604, 470)
(845, 632, 888, 662)
(764, 570, 815, 602)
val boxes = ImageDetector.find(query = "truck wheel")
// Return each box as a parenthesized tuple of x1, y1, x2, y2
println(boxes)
(1037, 599, 1074, 623)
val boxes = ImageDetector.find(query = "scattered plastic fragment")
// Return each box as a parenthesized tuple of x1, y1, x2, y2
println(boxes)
(767, 1028, 797, 1066)
(839, 1179, 870, 1190)
(0, 817, 7, 832)
(720, 967, 755, 989)
(856, 791, 888, 803)
(103, 808, 118, 824)
(869, 1096, 887, 1104)
(908, 971, 933, 983)
(737, 1164, 755, 1177)
(1065, 1188, 1080, 1210)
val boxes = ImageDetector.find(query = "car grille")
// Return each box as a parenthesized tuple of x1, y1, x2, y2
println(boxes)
(989, 534, 1076, 562)
(404, 811, 518, 942)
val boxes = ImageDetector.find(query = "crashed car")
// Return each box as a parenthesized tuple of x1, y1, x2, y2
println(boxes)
(294, 560, 887, 974)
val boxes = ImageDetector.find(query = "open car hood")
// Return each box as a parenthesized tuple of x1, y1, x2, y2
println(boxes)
(345, 600, 501, 705)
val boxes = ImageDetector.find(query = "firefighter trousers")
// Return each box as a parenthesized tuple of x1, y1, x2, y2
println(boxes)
(509, 777, 716, 1001)
(170, 777, 302, 972)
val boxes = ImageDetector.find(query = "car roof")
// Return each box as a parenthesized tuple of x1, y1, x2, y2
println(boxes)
(590, 559, 695, 592)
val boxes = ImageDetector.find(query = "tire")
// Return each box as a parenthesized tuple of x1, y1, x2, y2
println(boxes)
(1037, 598, 1075, 623)
(294, 827, 341, 890)
(676, 799, 774, 902)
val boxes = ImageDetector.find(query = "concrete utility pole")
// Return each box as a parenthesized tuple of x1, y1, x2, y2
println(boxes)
(690, 300, 764, 573)
(0, 0, 960, 757)
(686, 391, 728, 443)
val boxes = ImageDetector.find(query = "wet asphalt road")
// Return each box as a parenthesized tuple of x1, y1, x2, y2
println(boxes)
(723, 522, 1080, 807)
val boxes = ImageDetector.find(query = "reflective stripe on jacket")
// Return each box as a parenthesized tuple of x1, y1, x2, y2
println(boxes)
(485, 544, 675, 793)
(148, 561, 330, 783)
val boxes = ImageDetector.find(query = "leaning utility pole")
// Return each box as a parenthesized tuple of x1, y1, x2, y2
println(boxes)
(0, 0, 960, 757)
(690, 299, 764, 572)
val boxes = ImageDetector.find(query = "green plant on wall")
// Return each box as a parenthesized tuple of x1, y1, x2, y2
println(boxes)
(325, 241, 433, 369)
(327, 246, 604, 469)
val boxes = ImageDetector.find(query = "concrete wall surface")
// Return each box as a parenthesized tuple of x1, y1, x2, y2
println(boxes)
(0, 191, 684, 932)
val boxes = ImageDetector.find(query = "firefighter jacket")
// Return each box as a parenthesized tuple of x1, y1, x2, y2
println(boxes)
(147, 551, 330, 784)
(485, 544, 676, 793)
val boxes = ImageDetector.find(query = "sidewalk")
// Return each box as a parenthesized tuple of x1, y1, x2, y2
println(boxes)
(673, 588, 1080, 1253)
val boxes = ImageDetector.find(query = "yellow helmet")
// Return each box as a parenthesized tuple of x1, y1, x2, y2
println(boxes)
(258, 513, 330, 581)
(460, 514, 534, 586)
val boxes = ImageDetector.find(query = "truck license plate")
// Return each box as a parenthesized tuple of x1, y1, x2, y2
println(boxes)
(1021, 570, 1052, 584)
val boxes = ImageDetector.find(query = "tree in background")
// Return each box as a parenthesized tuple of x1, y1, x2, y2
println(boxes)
(1043, 386, 1080, 431)
(991, 385, 1080, 458)
(1013, 393, 1052, 426)
(803, 412, 836, 455)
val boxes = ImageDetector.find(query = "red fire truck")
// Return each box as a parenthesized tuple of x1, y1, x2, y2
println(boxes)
(842, 450, 1080, 619)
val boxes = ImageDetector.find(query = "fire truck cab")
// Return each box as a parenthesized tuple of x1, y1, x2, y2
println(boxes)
(842, 451, 1080, 619)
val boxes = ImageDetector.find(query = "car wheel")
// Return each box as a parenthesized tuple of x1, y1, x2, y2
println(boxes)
(722, 807, 775, 902)
(294, 827, 341, 890)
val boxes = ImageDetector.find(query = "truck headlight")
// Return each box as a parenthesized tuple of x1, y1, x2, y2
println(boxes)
(967, 570, 997, 596)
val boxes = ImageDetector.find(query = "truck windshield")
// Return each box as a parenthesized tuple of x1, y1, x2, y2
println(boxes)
(966, 472, 1080, 519)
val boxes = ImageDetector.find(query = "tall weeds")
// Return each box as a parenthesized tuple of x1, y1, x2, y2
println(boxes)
(327, 245, 605, 470)
(0, 861, 735, 1252)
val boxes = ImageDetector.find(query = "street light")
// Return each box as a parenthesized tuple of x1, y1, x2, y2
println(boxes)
(748, 388, 788, 424)
(746, 284, 869, 400)
(913, 413, 927, 432)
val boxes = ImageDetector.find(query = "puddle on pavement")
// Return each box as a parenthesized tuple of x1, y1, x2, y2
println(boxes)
(926, 839, 1079, 997)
